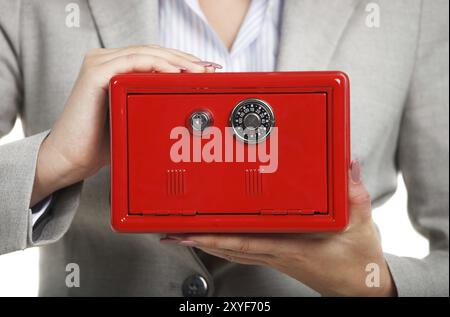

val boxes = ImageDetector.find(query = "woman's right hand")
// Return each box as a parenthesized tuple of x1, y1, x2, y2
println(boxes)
(30, 45, 219, 206)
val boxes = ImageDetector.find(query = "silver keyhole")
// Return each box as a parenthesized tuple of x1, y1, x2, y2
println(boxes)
(190, 111, 212, 132)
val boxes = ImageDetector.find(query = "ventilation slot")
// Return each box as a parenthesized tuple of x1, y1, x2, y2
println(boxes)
(167, 169, 186, 196)
(245, 169, 263, 195)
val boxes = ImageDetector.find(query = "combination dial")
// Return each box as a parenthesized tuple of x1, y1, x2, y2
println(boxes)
(230, 99, 275, 144)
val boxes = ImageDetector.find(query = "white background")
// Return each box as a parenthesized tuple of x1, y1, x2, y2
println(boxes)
(0, 119, 429, 296)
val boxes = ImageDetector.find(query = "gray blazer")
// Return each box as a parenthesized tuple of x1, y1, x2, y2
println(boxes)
(0, 0, 448, 296)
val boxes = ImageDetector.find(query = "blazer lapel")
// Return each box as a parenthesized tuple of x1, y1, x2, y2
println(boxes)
(87, 0, 159, 48)
(277, 0, 359, 71)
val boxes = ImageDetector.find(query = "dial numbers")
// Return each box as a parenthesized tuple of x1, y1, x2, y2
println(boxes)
(230, 99, 275, 144)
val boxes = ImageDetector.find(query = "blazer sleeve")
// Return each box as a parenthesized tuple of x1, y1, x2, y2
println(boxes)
(0, 0, 83, 255)
(385, 0, 449, 297)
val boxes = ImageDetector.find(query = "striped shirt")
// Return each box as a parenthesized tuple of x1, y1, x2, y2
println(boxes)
(158, 0, 283, 72)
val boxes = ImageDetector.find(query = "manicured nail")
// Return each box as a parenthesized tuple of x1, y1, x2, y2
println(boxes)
(166, 235, 184, 241)
(350, 160, 361, 184)
(193, 61, 213, 67)
(178, 240, 199, 247)
(194, 61, 223, 69)
(160, 237, 199, 247)
(207, 62, 223, 69)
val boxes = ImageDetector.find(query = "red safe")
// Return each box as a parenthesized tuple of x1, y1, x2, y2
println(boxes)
(109, 71, 350, 233)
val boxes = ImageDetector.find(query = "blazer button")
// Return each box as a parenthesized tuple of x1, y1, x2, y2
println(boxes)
(182, 274, 209, 297)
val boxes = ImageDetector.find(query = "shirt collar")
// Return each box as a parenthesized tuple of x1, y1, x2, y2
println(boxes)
(232, 0, 271, 54)
(183, 0, 275, 55)
(184, 0, 209, 23)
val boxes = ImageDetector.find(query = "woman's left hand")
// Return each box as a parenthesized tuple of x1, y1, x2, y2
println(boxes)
(161, 160, 397, 297)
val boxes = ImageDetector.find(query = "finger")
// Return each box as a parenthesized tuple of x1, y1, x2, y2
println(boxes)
(94, 46, 208, 73)
(200, 246, 275, 261)
(348, 160, 373, 227)
(198, 247, 269, 266)
(107, 46, 222, 72)
(167, 233, 306, 256)
(165, 47, 203, 62)
(99, 46, 205, 66)
(204, 65, 217, 73)
(92, 54, 181, 89)
(95, 45, 203, 62)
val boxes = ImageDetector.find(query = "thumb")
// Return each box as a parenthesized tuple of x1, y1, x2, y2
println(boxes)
(348, 160, 373, 226)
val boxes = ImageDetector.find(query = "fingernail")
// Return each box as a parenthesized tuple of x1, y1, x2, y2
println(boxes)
(194, 61, 223, 69)
(160, 237, 199, 247)
(166, 235, 184, 241)
(207, 62, 223, 69)
(350, 160, 361, 184)
(193, 61, 213, 67)
(178, 240, 199, 247)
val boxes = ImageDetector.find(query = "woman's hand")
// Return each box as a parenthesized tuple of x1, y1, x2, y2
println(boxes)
(31, 45, 220, 206)
(161, 160, 397, 297)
